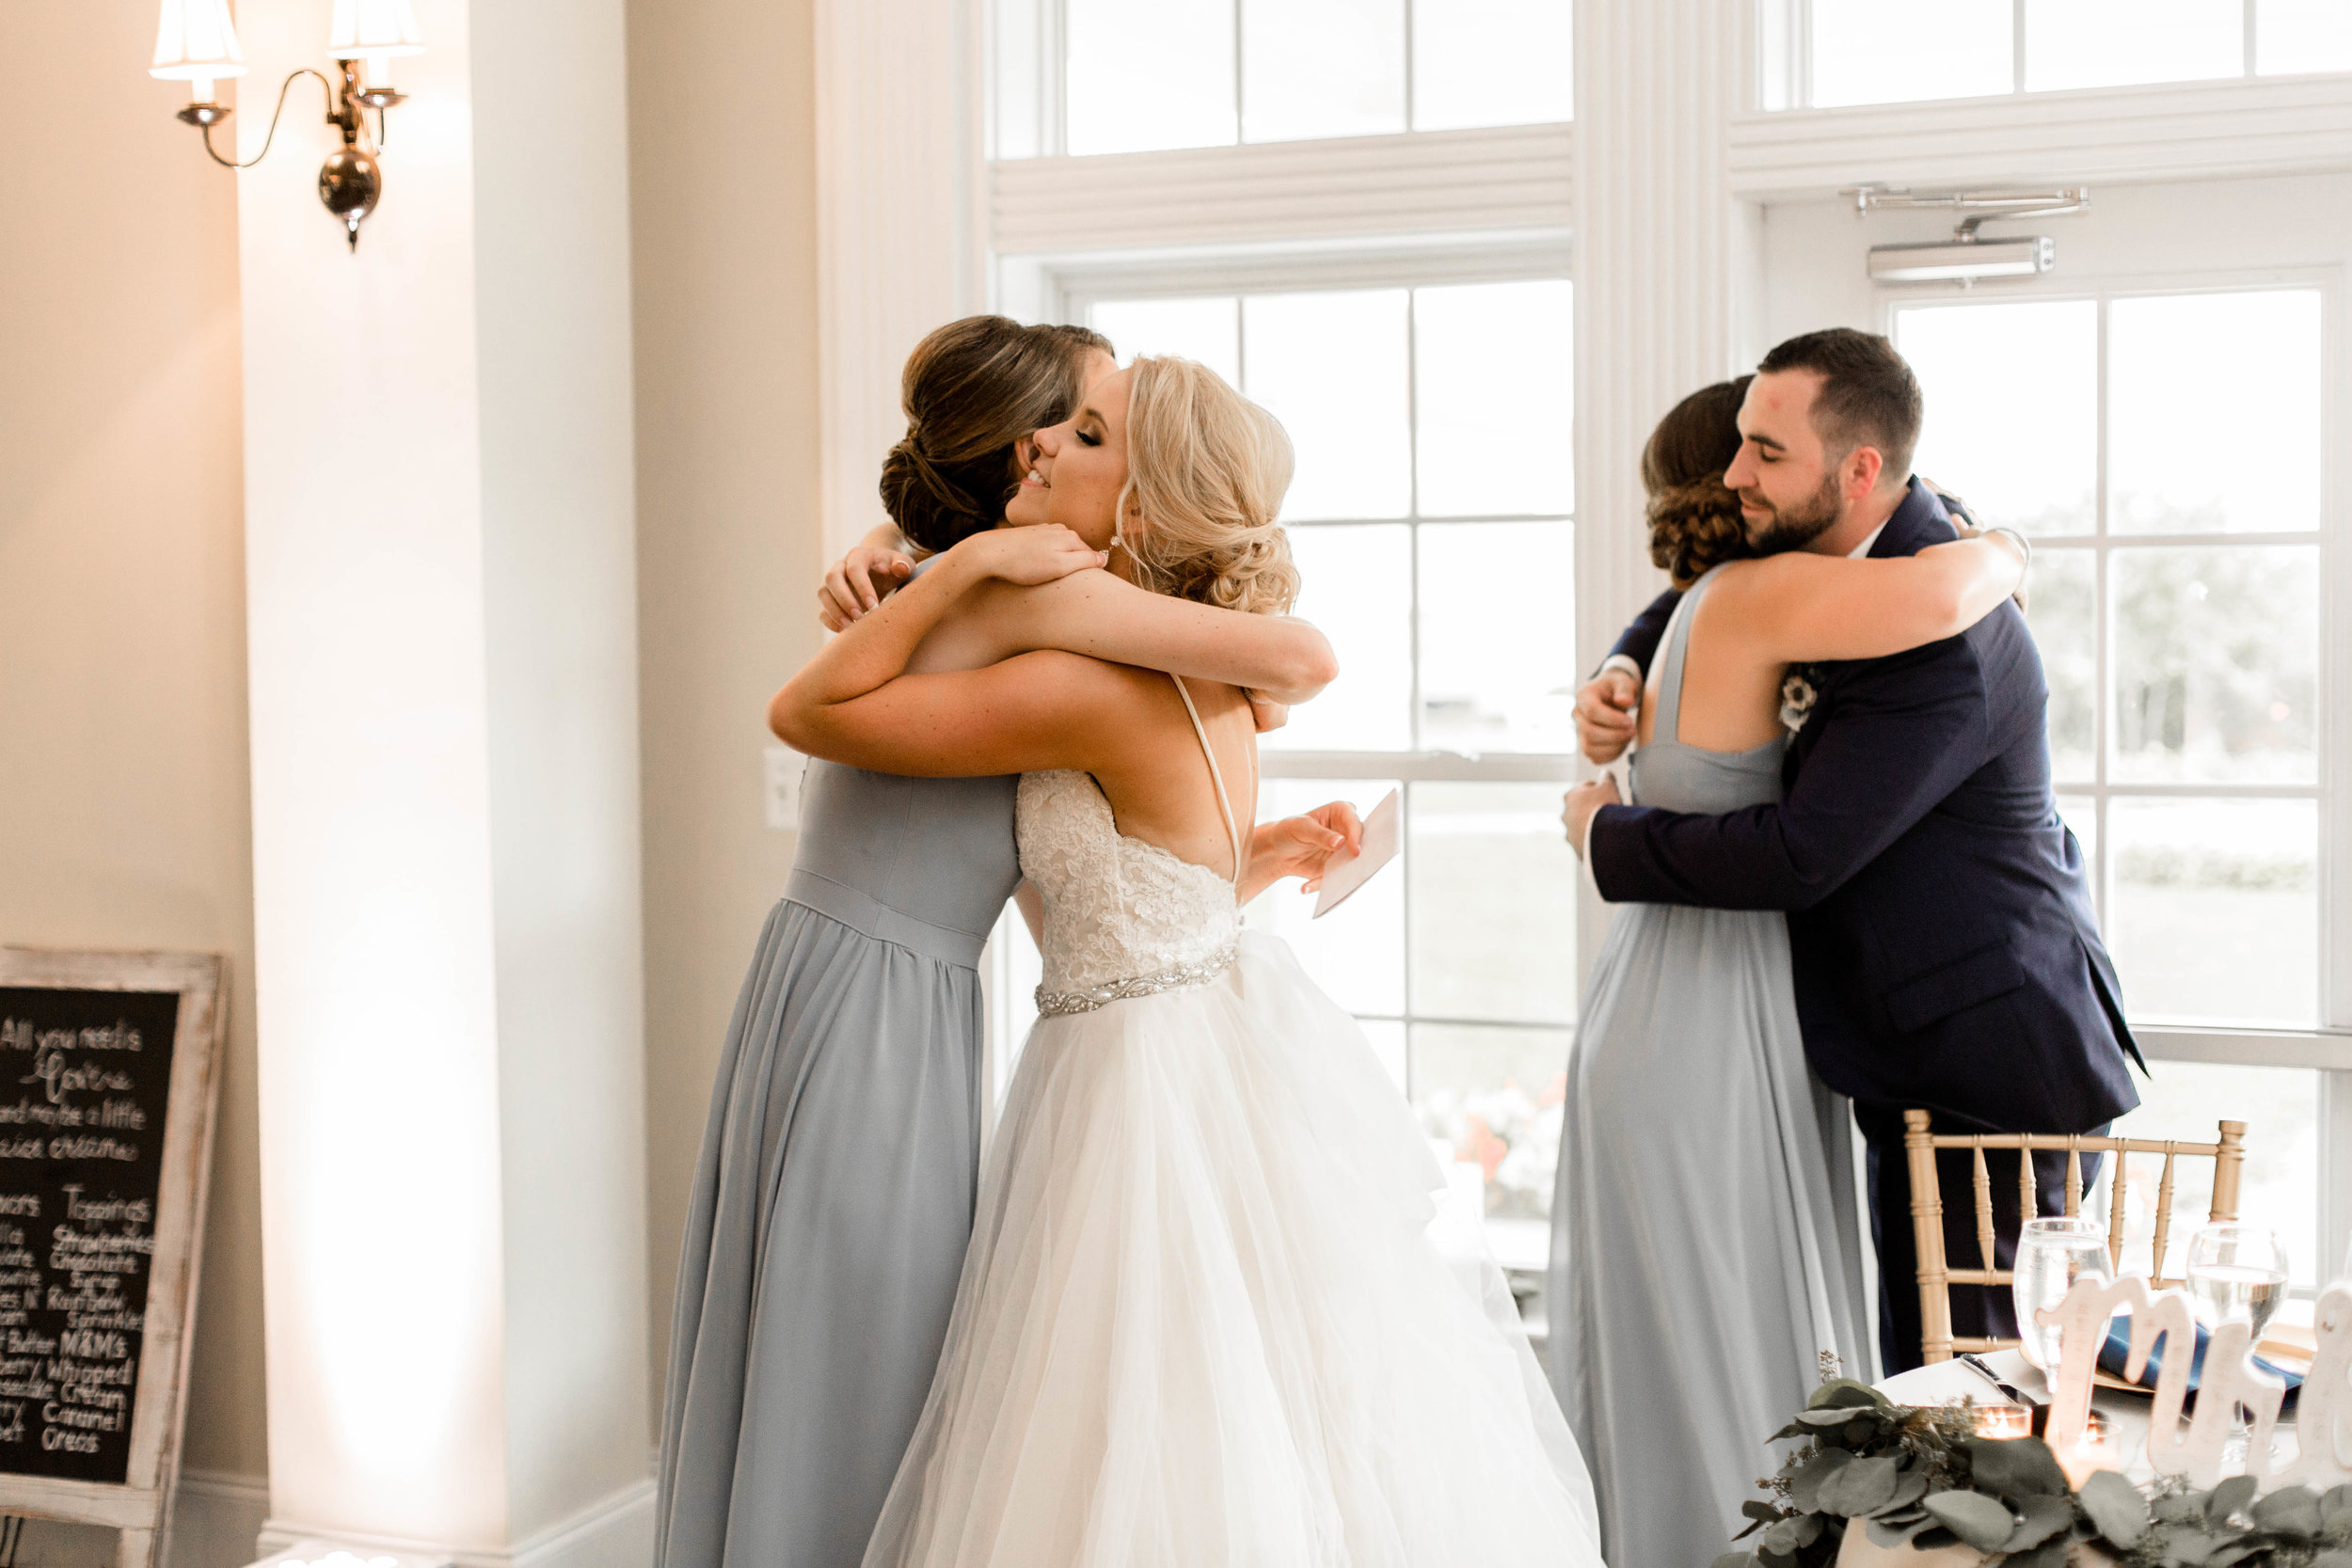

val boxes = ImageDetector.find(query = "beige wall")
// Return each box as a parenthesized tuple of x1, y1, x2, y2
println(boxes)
(627, 0, 826, 1426)
(0, 4, 267, 1483)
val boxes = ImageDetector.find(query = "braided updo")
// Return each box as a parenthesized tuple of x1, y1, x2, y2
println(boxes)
(1117, 356, 1299, 618)
(1641, 375, 1753, 588)
(881, 317, 1114, 554)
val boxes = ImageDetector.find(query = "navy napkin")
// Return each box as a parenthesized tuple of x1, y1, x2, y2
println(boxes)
(2097, 1313, 2305, 1410)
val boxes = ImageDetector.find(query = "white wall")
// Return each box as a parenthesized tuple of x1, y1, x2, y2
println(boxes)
(0, 0, 270, 1507)
(626, 0, 825, 1431)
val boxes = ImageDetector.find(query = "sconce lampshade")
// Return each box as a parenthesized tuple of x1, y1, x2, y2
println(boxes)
(327, 0, 426, 59)
(150, 0, 247, 84)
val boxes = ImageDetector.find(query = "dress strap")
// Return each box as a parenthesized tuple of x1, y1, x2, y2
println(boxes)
(1168, 674, 1246, 883)
(1648, 567, 1719, 749)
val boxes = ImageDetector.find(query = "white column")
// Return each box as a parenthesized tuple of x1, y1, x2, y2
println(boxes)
(236, 0, 651, 1560)
(1571, 0, 1751, 968)
(814, 0, 981, 557)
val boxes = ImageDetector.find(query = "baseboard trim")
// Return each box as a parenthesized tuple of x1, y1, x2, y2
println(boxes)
(255, 1479, 654, 1568)
(167, 1469, 271, 1568)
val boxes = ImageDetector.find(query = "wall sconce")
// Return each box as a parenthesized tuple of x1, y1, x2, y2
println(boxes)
(151, 0, 424, 251)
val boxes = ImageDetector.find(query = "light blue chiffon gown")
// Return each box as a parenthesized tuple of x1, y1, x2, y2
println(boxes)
(656, 761, 1021, 1568)
(1546, 566, 1875, 1568)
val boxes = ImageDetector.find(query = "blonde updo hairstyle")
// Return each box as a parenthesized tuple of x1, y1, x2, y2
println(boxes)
(1115, 356, 1300, 617)
(1642, 374, 1754, 589)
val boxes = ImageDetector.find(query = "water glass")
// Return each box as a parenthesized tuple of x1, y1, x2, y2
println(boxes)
(2186, 1225, 2290, 1340)
(2012, 1217, 2114, 1370)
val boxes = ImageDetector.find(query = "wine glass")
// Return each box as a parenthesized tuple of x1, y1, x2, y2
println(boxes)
(2012, 1217, 2114, 1372)
(2186, 1225, 2289, 1342)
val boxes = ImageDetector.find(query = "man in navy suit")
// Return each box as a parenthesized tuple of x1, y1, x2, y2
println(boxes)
(1562, 328, 2142, 1373)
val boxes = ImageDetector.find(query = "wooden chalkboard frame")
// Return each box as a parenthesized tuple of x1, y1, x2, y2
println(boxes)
(0, 949, 228, 1568)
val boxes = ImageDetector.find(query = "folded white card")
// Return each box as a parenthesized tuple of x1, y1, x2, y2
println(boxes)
(1312, 788, 1399, 919)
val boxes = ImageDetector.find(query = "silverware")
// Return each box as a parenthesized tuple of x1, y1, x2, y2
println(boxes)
(1959, 1352, 2037, 1407)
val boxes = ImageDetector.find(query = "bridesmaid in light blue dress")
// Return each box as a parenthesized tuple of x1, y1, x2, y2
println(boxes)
(655, 316, 1342, 1568)
(1545, 380, 2031, 1568)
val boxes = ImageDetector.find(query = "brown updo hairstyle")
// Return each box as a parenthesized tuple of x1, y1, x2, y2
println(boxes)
(1642, 374, 1753, 588)
(881, 316, 1114, 554)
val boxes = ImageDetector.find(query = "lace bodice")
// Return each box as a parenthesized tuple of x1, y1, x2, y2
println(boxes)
(1016, 676, 1246, 1012)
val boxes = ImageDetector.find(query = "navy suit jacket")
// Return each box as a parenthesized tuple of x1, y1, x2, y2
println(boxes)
(1589, 479, 2142, 1135)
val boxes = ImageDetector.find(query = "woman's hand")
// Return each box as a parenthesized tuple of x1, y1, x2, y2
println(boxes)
(818, 544, 916, 631)
(956, 525, 1109, 587)
(1241, 801, 1365, 902)
(1562, 774, 1621, 860)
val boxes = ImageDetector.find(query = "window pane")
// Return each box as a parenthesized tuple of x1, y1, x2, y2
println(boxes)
(1898, 299, 2096, 536)
(1066, 0, 1236, 155)
(2057, 792, 2098, 865)
(2109, 292, 2322, 534)
(2103, 1062, 2320, 1286)
(1417, 520, 1576, 752)
(1242, 0, 1406, 143)
(1244, 289, 1412, 521)
(2026, 0, 2242, 90)
(1411, 1022, 1570, 1259)
(1414, 279, 1575, 518)
(2106, 798, 2317, 1025)
(1411, 0, 1574, 130)
(1408, 783, 1579, 1024)
(2027, 548, 2096, 782)
(1265, 524, 1413, 751)
(1244, 777, 1406, 1014)
(1088, 295, 1241, 385)
(1810, 0, 2013, 106)
(2110, 546, 2317, 784)
(2259, 0, 2352, 73)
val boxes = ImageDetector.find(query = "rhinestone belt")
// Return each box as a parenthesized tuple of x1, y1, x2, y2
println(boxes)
(1033, 942, 1240, 1017)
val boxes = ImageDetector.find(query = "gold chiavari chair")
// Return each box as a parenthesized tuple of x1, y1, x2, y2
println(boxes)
(1902, 1108, 2249, 1365)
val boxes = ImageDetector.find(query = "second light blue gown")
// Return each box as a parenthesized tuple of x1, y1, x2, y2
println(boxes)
(1547, 566, 1876, 1568)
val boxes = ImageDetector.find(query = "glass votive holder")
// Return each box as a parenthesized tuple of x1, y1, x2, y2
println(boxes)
(1972, 1402, 2032, 1439)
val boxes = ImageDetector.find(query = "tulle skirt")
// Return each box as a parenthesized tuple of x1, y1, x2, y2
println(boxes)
(863, 932, 1603, 1568)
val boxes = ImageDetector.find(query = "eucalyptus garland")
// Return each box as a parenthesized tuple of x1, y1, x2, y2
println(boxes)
(1716, 1377, 2352, 1568)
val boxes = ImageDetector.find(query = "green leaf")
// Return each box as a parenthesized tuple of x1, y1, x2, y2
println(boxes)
(1922, 1491, 2017, 1553)
(1868, 1471, 1930, 1517)
(2255, 1486, 2324, 1542)
(2003, 1494, 2075, 1553)
(2324, 1484, 2352, 1529)
(2206, 1475, 2258, 1526)
(2162, 1528, 2221, 1567)
(2007, 1530, 2075, 1568)
(1866, 1515, 1934, 1550)
(2308, 1552, 2352, 1568)
(1808, 1379, 1890, 1411)
(1742, 1500, 1783, 1522)
(1794, 1408, 1866, 1429)
(2077, 1469, 2152, 1547)
(1911, 1527, 1959, 1552)
(1963, 1435, 2072, 1499)
(1709, 1556, 1756, 1568)
(1788, 1449, 1852, 1514)
(2208, 1543, 2268, 1568)
(1818, 1455, 1900, 1517)
(1759, 1519, 1802, 1557)
(2156, 1494, 2209, 1525)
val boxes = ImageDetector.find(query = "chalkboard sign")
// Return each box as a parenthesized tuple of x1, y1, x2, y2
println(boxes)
(0, 950, 225, 1568)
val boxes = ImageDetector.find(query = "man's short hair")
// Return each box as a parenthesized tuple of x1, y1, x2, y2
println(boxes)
(1756, 327, 1923, 482)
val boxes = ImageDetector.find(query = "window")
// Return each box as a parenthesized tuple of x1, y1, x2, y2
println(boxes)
(983, 0, 1579, 1277)
(1897, 280, 2340, 1291)
(1769, 0, 2352, 110)
(1005, 0, 1573, 159)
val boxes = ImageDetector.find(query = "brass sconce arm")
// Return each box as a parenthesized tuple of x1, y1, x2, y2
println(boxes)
(172, 60, 395, 250)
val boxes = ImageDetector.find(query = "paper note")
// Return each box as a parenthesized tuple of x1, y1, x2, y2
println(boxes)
(1313, 788, 1400, 919)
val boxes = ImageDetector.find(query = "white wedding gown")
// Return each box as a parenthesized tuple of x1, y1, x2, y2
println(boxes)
(863, 676, 1604, 1568)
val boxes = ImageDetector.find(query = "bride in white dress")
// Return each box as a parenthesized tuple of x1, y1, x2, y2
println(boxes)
(771, 355, 1603, 1567)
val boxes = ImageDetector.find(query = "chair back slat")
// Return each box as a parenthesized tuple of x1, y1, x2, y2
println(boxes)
(1903, 1112, 2252, 1364)
(1971, 1143, 1996, 1271)
(2152, 1149, 2178, 1283)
